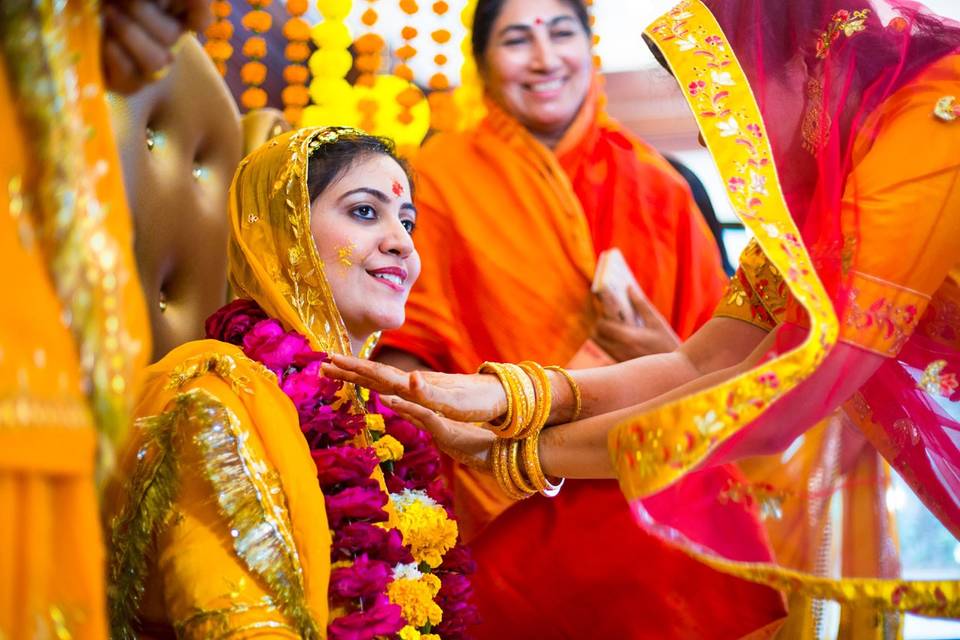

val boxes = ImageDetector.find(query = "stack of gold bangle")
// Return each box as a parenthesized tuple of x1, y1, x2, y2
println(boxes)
(479, 360, 573, 499)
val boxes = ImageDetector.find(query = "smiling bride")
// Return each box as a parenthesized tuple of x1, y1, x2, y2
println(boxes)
(103, 127, 476, 639)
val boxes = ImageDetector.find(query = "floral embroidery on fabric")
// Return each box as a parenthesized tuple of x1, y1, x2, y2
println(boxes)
(615, 0, 837, 502)
(933, 96, 959, 122)
(718, 479, 789, 521)
(917, 360, 958, 399)
(840, 271, 929, 357)
(816, 9, 871, 59)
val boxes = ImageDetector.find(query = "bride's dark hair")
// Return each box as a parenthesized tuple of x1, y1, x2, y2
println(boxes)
(306, 130, 414, 204)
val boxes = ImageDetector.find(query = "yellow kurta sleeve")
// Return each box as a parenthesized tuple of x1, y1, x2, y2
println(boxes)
(106, 342, 331, 639)
(713, 238, 789, 332)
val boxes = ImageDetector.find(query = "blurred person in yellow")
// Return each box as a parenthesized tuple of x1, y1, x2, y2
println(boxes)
(0, 1, 208, 635)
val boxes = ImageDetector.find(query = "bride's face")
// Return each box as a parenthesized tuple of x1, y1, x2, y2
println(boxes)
(309, 153, 420, 344)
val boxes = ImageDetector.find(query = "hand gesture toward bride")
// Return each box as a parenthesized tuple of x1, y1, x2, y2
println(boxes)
(322, 355, 508, 423)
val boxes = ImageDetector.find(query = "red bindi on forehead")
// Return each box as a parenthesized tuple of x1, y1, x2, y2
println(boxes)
(533, 16, 544, 25)
(392, 180, 404, 197)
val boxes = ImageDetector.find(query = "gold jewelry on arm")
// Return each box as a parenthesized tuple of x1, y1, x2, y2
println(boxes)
(546, 365, 582, 422)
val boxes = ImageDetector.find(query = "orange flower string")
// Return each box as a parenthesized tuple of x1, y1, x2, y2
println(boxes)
(354, 0, 383, 131)
(282, 0, 311, 125)
(241, 0, 274, 110)
(395, 0, 421, 126)
(585, 0, 601, 68)
(427, 0, 458, 132)
(204, 0, 234, 76)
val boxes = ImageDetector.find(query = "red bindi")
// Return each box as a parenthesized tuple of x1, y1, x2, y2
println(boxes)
(533, 16, 544, 25)
(392, 180, 404, 197)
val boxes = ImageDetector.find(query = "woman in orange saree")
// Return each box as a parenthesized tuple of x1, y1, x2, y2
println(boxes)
(325, 0, 960, 635)
(373, 1, 789, 638)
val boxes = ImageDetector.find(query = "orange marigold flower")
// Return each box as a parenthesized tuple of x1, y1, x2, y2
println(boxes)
(211, 1, 232, 18)
(432, 1, 448, 14)
(285, 41, 311, 62)
(241, 61, 268, 85)
(431, 29, 451, 44)
(361, 8, 378, 26)
(401, 26, 418, 40)
(250, 0, 272, 7)
(283, 17, 310, 41)
(242, 10, 273, 33)
(396, 44, 417, 60)
(357, 98, 379, 115)
(397, 110, 415, 125)
(283, 64, 309, 84)
(241, 87, 268, 109)
(204, 39, 234, 61)
(284, 106, 303, 126)
(428, 73, 449, 90)
(242, 36, 268, 58)
(355, 53, 381, 73)
(355, 33, 384, 54)
(433, 53, 447, 66)
(205, 19, 234, 40)
(286, 0, 309, 16)
(394, 64, 414, 81)
(396, 86, 423, 108)
(355, 74, 376, 88)
(282, 84, 310, 107)
(399, 0, 418, 15)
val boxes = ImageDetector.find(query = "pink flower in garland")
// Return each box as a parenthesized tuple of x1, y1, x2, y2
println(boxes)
(325, 482, 389, 527)
(329, 555, 393, 600)
(301, 405, 366, 447)
(327, 595, 405, 640)
(333, 523, 413, 565)
(242, 319, 311, 372)
(313, 446, 380, 487)
(204, 298, 269, 345)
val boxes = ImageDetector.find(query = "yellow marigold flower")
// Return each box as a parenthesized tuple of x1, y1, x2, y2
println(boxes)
(393, 492, 458, 569)
(373, 434, 405, 462)
(398, 626, 421, 640)
(387, 578, 443, 628)
(420, 573, 442, 597)
(423, 635, 441, 640)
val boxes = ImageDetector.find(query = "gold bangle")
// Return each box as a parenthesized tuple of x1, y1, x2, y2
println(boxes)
(478, 362, 513, 432)
(492, 438, 531, 500)
(521, 432, 564, 498)
(519, 361, 552, 439)
(546, 365, 581, 422)
(490, 363, 531, 439)
(507, 439, 537, 495)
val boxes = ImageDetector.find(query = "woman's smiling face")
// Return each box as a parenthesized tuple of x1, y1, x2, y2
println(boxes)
(482, 0, 593, 146)
(309, 153, 420, 349)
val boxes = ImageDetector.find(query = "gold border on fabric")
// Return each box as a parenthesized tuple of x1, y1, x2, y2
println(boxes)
(609, 0, 960, 617)
(610, 0, 838, 501)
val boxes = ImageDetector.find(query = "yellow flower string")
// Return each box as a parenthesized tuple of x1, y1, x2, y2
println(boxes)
(241, 0, 273, 110)
(355, 0, 384, 131)
(302, 0, 356, 127)
(388, 576, 444, 628)
(454, 0, 484, 130)
(427, 0, 458, 132)
(282, 0, 311, 125)
(203, 0, 234, 76)
(392, 491, 458, 569)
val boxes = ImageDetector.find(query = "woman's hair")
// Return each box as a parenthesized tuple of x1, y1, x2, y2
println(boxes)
(471, 0, 591, 65)
(306, 129, 414, 204)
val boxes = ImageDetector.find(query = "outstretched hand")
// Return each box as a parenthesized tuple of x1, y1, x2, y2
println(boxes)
(593, 285, 680, 362)
(322, 354, 508, 424)
(381, 396, 494, 472)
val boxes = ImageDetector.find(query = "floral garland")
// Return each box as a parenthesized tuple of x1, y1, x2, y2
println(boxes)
(282, 0, 312, 125)
(207, 299, 478, 639)
(240, 0, 273, 110)
(204, 0, 235, 76)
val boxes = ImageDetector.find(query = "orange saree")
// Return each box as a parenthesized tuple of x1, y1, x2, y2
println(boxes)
(381, 83, 784, 638)
(0, 1, 150, 636)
